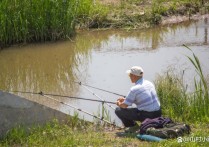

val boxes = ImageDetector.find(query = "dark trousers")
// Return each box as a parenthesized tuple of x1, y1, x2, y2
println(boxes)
(115, 107, 162, 127)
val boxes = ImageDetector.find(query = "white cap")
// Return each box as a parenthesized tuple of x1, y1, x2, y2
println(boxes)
(126, 66, 144, 76)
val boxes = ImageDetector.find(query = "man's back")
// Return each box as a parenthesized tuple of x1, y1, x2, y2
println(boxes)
(125, 78, 160, 112)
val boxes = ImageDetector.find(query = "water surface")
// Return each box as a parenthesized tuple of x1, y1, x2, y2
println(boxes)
(0, 18, 208, 125)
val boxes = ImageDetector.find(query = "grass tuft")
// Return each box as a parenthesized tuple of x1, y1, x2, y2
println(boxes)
(155, 45, 209, 123)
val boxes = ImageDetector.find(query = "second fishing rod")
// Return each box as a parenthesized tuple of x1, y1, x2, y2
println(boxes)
(7, 90, 121, 128)
(38, 92, 121, 128)
(76, 83, 116, 110)
(74, 81, 126, 97)
(8, 90, 116, 104)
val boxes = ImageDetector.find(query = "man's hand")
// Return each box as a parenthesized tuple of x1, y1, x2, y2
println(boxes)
(116, 97, 128, 108)
(117, 97, 125, 102)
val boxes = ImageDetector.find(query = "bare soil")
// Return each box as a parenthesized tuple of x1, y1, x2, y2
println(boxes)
(99, 0, 209, 28)
(161, 14, 209, 25)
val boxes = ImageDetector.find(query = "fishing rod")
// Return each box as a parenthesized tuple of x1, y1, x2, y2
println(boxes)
(76, 83, 116, 110)
(38, 92, 120, 128)
(74, 81, 126, 97)
(8, 90, 116, 104)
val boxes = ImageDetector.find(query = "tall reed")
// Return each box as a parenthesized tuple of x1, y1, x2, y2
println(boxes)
(95, 104, 112, 127)
(74, 0, 108, 28)
(155, 45, 209, 122)
(155, 68, 190, 121)
(0, 0, 108, 48)
(184, 45, 209, 122)
(0, 0, 75, 48)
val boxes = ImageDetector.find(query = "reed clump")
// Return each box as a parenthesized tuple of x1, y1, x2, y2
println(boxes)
(0, 0, 76, 48)
(0, 0, 206, 48)
(74, 0, 109, 28)
(155, 46, 209, 123)
(0, 0, 108, 48)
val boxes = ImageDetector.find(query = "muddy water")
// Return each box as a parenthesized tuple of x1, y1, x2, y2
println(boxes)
(0, 18, 208, 125)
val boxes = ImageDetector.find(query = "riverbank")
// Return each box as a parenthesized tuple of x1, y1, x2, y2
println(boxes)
(1, 0, 209, 48)
(161, 13, 209, 26)
(0, 118, 209, 146)
(77, 0, 209, 29)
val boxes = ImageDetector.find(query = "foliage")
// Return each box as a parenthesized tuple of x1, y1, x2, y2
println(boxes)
(74, 0, 109, 28)
(0, 0, 108, 48)
(184, 45, 209, 122)
(0, 117, 138, 146)
(1, 119, 209, 146)
(0, 0, 76, 48)
(155, 45, 209, 122)
(155, 68, 190, 121)
(102, 0, 204, 28)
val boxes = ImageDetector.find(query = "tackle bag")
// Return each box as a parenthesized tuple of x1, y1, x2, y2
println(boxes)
(145, 123, 191, 139)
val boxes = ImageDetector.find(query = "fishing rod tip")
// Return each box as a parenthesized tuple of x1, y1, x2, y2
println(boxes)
(38, 91, 44, 95)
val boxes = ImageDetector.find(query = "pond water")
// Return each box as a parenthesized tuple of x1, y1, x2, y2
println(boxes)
(0, 18, 208, 126)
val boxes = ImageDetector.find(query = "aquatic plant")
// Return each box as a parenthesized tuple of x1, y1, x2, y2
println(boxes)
(155, 45, 209, 122)
(155, 68, 189, 121)
(95, 104, 113, 128)
(0, 0, 76, 48)
(74, 0, 109, 28)
(184, 45, 209, 122)
(0, 0, 108, 48)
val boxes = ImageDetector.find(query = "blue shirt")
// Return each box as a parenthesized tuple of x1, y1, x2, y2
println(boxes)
(124, 78, 160, 112)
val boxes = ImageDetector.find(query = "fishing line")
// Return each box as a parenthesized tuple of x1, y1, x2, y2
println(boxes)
(74, 81, 126, 97)
(7, 90, 116, 104)
(77, 83, 116, 110)
(5, 90, 122, 128)
(38, 92, 120, 128)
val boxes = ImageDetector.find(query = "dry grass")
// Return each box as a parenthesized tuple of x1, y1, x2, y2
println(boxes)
(99, 0, 121, 5)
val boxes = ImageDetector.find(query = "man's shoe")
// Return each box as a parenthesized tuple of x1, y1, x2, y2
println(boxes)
(124, 125, 140, 133)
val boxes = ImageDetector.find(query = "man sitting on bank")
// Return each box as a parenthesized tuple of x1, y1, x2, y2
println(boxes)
(115, 66, 161, 133)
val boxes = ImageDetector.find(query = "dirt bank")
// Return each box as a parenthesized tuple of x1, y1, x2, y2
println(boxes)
(90, 0, 209, 29)
(161, 14, 209, 26)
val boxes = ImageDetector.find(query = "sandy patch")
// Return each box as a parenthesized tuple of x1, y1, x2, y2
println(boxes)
(161, 14, 209, 25)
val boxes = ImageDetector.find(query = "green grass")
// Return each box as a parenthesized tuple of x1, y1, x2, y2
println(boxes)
(0, 0, 76, 47)
(101, 0, 204, 28)
(74, 0, 109, 28)
(1, 118, 209, 146)
(155, 46, 209, 123)
(0, 116, 141, 146)
(0, 0, 108, 48)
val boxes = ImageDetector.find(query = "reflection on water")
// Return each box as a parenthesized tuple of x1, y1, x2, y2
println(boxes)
(0, 40, 93, 109)
(0, 42, 83, 93)
(86, 19, 208, 54)
(0, 18, 208, 123)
